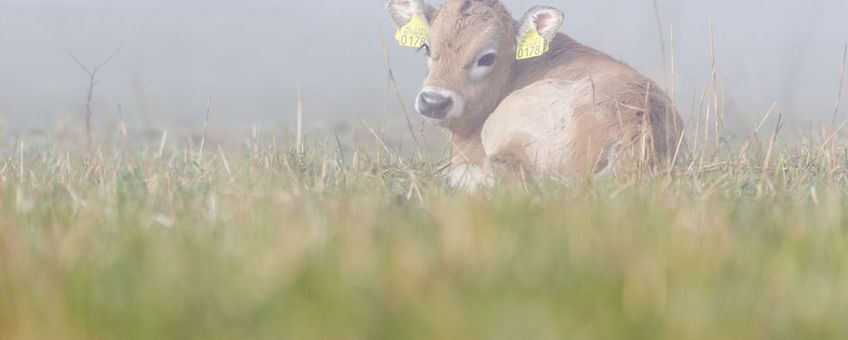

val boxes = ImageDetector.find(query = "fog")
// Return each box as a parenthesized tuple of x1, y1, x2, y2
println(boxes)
(1, 0, 847, 135)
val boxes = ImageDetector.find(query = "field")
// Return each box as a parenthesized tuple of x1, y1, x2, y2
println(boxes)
(1, 129, 848, 340)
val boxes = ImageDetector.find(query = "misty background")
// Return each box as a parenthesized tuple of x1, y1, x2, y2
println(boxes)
(1, 0, 847, 138)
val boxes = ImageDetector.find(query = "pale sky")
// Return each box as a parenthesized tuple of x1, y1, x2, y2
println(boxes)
(1, 0, 847, 134)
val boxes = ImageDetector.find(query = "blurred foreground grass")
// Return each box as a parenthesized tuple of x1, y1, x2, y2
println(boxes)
(1, 136, 848, 340)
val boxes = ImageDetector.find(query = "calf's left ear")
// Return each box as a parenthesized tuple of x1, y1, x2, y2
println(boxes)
(516, 6, 564, 45)
(385, 0, 436, 28)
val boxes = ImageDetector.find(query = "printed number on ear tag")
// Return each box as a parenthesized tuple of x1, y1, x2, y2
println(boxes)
(516, 30, 549, 60)
(395, 14, 429, 48)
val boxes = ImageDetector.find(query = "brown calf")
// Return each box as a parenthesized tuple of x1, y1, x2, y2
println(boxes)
(386, 0, 685, 189)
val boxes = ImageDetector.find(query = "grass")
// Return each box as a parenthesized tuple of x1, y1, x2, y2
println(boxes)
(0, 132, 847, 340)
(2, 3, 843, 338)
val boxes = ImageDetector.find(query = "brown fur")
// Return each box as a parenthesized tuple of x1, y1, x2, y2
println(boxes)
(482, 33, 685, 174)
(394, 0, 685, 184)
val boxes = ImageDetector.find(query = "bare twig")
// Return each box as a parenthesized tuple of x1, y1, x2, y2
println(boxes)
(378, 25, 423, 160)
(67, 44, 124, 152)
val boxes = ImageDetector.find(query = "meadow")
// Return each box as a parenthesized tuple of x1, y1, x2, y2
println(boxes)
(3, 0, 848, 337)
(1, 123, 848, 339)
(2, 18, 847, 338)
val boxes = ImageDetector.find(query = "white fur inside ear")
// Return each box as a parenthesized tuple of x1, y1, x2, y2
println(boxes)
(386, 0, 430, 27)
(517, 5, 564, 42)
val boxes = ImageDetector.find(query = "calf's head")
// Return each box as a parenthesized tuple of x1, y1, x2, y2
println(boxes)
(386, 0, 563, 130)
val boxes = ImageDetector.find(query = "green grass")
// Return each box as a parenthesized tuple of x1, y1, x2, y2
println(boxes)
(1, 137, 848, 340)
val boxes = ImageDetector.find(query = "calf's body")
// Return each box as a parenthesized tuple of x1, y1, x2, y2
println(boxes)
(386, 0, 684, 189)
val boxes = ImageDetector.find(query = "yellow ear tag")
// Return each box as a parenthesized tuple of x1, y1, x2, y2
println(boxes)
(395, 14, 429, 48)
(516, 30, 549, 60)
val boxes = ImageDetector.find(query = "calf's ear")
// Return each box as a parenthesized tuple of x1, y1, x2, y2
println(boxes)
(517, 5, 564, 44)
(385, 0, 436, 27)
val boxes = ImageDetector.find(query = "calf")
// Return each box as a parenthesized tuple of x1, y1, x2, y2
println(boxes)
(386, 0, 685, 189)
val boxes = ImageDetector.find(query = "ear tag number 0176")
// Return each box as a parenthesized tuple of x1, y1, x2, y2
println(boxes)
(516, 30, 548, 60)
(395, 14, 429, 48)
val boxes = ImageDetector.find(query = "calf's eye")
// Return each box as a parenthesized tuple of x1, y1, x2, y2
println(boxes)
(477, 53, 497, 67)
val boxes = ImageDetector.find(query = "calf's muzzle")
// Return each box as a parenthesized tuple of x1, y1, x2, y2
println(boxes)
(415, 88, 456, 119)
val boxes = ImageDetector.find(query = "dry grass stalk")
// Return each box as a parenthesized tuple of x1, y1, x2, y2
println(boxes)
(198, 97, 212, 161)
(296, 83, 304, 155)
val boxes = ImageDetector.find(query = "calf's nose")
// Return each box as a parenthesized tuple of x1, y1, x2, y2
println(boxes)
(416, 90, 454, 119)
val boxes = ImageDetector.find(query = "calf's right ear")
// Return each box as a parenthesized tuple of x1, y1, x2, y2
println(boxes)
(514, 5, 564, 60)
(517, 5, 564, 42)
(385, 0, 435, 27)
